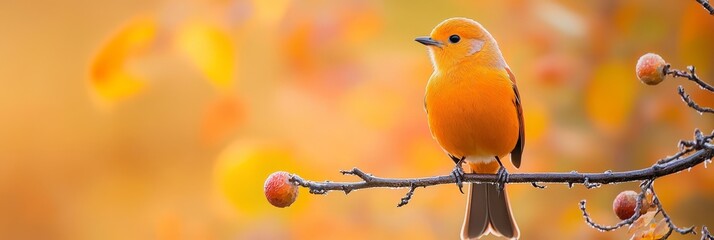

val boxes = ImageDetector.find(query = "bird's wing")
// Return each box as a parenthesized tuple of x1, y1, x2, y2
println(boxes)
(506, 67, 524, 168)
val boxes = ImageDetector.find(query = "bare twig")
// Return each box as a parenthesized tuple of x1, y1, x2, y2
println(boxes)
(661, 130, 714, 165)
(678, 86, 714, 114)
(397, 184, 418, 207)
(696, 0, 714, 15)
(561, 177, 700, 239)
(535, 64, 714, 239)
(290, 147, 713, 201)
(579, 180, 651, 231)
(650, 186, 696, 235)
(665, 65, 714, 92)
(573, 130, 713, 239)
(657, 147, 695, 165)
(702, 226, 714, 240)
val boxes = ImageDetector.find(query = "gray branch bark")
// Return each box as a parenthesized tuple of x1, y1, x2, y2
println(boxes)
(290, 147, 713, 194)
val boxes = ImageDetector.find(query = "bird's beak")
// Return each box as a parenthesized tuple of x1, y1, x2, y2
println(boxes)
(415, 37, 442, 47)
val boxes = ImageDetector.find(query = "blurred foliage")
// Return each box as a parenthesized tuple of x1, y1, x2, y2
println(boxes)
(0, 0, 713, 239)
(90, 16, 156, 104)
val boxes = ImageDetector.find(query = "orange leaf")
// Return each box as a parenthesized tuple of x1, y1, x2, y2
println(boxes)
(630, 230, 653, 240)
(89, 16, 157, 103)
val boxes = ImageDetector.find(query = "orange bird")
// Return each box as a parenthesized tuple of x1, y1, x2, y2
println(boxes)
(416, 18, 524, 239)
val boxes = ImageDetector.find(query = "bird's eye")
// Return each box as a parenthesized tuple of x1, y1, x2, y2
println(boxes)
(449, 35, 460, 43)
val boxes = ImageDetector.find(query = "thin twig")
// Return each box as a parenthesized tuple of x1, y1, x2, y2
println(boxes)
(696, 0, 714, 15)
(702, 226, 714, 240)
(657, 147, 694, 165)
(578, 64, 714, 239)
(678, 86, 714, 114)
(650, 187, 696, 235)
(397, 184, 418, 207)
(665, 65, 714, 92)
(580, 180, 698, 239)
(579, 180, 651, 231)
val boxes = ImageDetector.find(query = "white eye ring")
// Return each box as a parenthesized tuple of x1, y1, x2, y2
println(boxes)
(468, 39, 485, 56)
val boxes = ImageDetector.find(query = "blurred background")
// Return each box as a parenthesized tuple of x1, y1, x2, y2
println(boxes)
(1, 0, 714, 239)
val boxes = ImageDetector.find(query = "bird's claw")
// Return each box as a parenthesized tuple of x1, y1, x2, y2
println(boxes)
(495, 166, 509, 193)
(452, 164, 465, 194)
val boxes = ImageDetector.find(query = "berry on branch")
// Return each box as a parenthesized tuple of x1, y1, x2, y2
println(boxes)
(613, 190, 642, 220)
(636, 53, 667, 85)
(264, 171, 299, 208)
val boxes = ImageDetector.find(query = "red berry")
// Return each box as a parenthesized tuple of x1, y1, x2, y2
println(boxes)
(613, 190, 639, 220)
(264, 171, 299, 208)
(636, 53, 667, 85)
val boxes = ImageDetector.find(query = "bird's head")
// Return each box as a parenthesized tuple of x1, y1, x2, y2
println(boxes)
(416, 17, 504, 71)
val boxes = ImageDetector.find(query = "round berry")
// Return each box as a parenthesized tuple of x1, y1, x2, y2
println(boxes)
(264, 171, 299, 208)
(636, 53, 667, 85)
(613, 190, 639, 220)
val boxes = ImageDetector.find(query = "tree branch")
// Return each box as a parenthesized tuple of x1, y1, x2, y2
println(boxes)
(290, 146, 713, 197)
(696, 0, 714, 15)
(290, 131, 712, 238)
(283, 64, 713, 239)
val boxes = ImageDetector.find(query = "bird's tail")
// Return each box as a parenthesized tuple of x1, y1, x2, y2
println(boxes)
(461, 177, 519, 240)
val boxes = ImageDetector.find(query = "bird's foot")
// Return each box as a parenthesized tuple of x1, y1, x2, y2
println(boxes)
(494, 156, 509, 192)
(450, 156, 466, 194)
(495, 166, 509, 193)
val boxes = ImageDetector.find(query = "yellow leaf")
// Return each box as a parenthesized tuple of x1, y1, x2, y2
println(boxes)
(89, 16, 157, 103)
(93, 70, 145, 102)
(584, 62, 640, 135)
(213, 140, 307, 217)
(176, 20, 236, 91)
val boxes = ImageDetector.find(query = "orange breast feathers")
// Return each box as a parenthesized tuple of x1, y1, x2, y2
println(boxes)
(425, 65, 519, 172)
